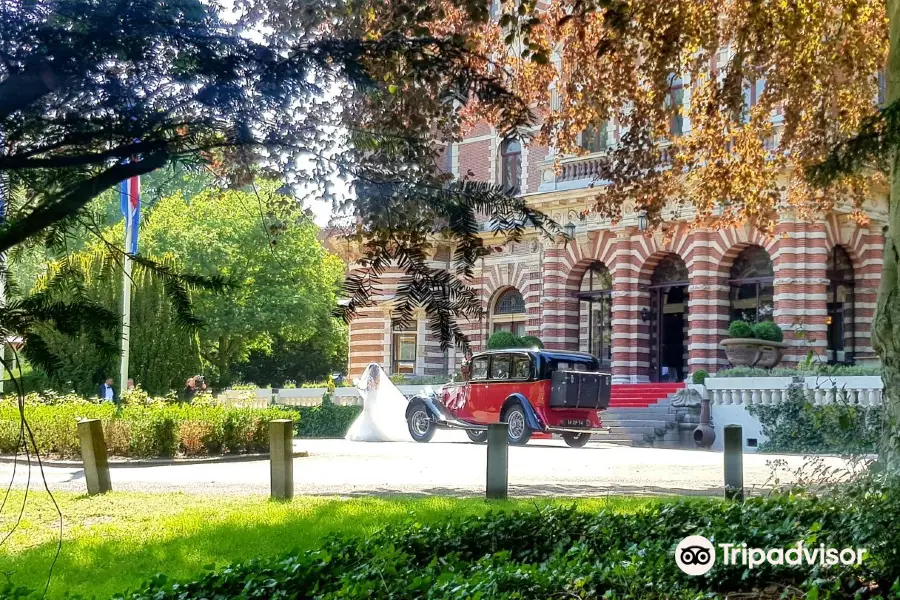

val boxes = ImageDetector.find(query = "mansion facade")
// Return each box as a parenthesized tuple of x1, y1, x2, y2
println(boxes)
(340, 122, 887, 383)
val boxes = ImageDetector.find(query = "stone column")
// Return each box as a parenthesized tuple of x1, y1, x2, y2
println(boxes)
(687, 229, 730, 374)
(540, 238, 568, 349)
(610, 231, 648, 382)
(773, 219, 828, 365)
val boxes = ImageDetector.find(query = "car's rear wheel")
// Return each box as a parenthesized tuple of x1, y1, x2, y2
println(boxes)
(562, 432, 591, 448)
(407, 402, 436, 443)
(465, 429, 487, 443)
(503, 404, 532, 446)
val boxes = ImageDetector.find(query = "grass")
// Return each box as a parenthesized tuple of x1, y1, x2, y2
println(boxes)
(0, 490, 662, 599)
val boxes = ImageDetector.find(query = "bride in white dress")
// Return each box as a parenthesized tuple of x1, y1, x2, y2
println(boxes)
(345, 364, 411, 442)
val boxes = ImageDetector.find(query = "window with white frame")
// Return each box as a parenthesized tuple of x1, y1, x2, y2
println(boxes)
(391, 321, 417, 374)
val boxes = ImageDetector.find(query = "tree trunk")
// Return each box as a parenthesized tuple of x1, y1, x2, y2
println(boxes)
(876, 0, 900, 471)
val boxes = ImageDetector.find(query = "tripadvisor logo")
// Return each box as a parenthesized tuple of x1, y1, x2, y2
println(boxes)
(675, 535, 867, 576)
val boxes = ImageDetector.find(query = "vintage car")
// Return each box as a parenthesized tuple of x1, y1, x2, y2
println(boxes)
(405, 349, 611, 447)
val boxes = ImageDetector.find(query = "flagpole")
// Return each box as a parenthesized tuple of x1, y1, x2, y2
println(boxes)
(119, 187, 134, 393)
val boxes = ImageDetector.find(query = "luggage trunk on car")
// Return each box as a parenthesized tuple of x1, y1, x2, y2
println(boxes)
(549, 370, 612, 410)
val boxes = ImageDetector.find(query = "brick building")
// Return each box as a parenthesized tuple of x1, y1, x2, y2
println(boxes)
(341, 122, 888, 382)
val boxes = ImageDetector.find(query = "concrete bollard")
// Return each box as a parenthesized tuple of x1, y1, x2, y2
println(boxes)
(269, 419, 294, 500)
(485, 423, 509, 500)
(723, 424, 744, 501)
(77, 419, 111, 495)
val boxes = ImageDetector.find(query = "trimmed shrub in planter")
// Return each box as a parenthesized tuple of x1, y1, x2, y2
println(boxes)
(753, 320, 785, 342)
(487, 331, 545, 350)
(519, 335, 545, 349)
(691, 369, 708, 385)
(486, 330, 520, 349)
(727, 319, 755, 339)
(722, 320, 788, 368)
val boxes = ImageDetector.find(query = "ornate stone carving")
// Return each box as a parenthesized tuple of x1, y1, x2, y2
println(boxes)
(671, 387, 702, 407)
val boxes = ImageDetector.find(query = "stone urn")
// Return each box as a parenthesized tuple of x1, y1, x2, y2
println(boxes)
(720, 338, 789, 368)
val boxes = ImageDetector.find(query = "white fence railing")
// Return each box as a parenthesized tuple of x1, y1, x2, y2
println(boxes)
(705, 376, 883, 407)
(217, 385, 437, 409)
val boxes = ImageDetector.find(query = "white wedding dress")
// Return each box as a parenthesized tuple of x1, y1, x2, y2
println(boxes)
(345, 364, 412, 442)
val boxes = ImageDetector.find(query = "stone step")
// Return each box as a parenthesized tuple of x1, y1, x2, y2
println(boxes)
(603, 409, 674, 419)
(602, 419, 673, 429)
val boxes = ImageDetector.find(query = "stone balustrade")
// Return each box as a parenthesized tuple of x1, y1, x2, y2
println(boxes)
(704, 376, 883, 407)
(218, 385, 436, 408)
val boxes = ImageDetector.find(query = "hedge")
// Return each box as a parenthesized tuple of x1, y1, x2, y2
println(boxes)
(289, 397, 361, 438)
(748, 385, 883, 454)
(716, 364, 882, 377)
(10, 476, 899, 600)
(0, 393, 294, 458)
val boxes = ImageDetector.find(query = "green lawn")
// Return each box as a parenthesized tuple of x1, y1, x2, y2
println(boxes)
(0, 490, 660, 599)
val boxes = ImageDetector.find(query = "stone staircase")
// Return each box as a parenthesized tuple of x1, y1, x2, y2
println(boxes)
(598, 383, 696, 447)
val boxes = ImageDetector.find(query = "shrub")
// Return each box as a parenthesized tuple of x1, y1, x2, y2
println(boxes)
(691, 369, 708, 385)
(0, 394, 293, 458)
(486, 330, 520, 349)
(519, 335, 545, 349)
(753, 320, 784, 342)
(727, 319, 755, 339)
(290, 398, 361, 438)
(716, 364, 882, 378)
(748, 384, 883, 454)
(40, 479, 900, 600)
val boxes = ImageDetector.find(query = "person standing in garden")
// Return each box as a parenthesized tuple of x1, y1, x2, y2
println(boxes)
(99, 377, 117, 404)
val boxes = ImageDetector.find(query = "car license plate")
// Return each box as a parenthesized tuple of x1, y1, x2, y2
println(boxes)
(563, 419, 589, 428)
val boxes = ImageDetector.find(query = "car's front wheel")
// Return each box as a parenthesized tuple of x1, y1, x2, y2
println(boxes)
(407, 402, 436, 443)
(562, 432, 591, 448)
(503, 403, 532, 446)
(465, 429, 487, 443)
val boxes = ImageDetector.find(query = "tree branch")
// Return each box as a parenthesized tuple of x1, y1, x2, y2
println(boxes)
(0, 139, 169, 170)
(0, 153, 168, 253)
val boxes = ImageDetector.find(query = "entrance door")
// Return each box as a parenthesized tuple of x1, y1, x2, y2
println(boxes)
(647, 255, 689, 383)
(649, 285, 688, 382)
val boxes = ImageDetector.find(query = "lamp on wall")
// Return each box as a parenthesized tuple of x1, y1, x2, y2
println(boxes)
(564, 221, 576, 240)
(637, 210, 649, 232)
(640, 307, 652, 323)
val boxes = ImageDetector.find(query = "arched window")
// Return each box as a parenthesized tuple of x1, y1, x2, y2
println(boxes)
(492, 287, 526, 336)
(729, 246, 774, 323)
(577, 263, 612, 367)
(500, 139, 521, 193)
(827, 246, 855, 364)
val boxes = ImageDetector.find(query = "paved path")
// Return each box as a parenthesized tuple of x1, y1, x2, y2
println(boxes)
(0, 432, 854, 497)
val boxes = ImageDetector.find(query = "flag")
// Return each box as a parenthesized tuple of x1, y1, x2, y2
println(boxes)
(119, 175, 141, 254)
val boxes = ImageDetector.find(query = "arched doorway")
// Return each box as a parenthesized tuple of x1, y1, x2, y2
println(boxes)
(729, 246, 774, 323)
(577, 263, 612, 368)
(490, 287, 526, 337)
(827, 246, 855, 364)
(648, 254, 689, 382)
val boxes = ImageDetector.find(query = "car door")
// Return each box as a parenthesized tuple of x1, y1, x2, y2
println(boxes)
(479, 353, 513, 422)
(463, 355, 491, 423)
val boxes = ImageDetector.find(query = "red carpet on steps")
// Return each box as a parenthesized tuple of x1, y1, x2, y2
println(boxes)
(609, 382, 685, 408)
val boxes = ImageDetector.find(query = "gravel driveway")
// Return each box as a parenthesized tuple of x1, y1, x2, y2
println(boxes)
(0, 431, 856, 497)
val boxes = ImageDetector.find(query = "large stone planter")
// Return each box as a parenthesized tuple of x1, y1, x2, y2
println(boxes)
(720, 338, 789, 368)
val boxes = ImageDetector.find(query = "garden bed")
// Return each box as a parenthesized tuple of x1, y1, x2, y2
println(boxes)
(0, 394, 294, 458)
(5, 477, 900, 600)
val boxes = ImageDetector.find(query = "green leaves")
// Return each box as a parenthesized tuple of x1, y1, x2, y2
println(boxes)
(41, 486, 900, 600)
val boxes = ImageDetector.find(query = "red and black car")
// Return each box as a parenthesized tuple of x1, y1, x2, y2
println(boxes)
(405, 349, 611, 447)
